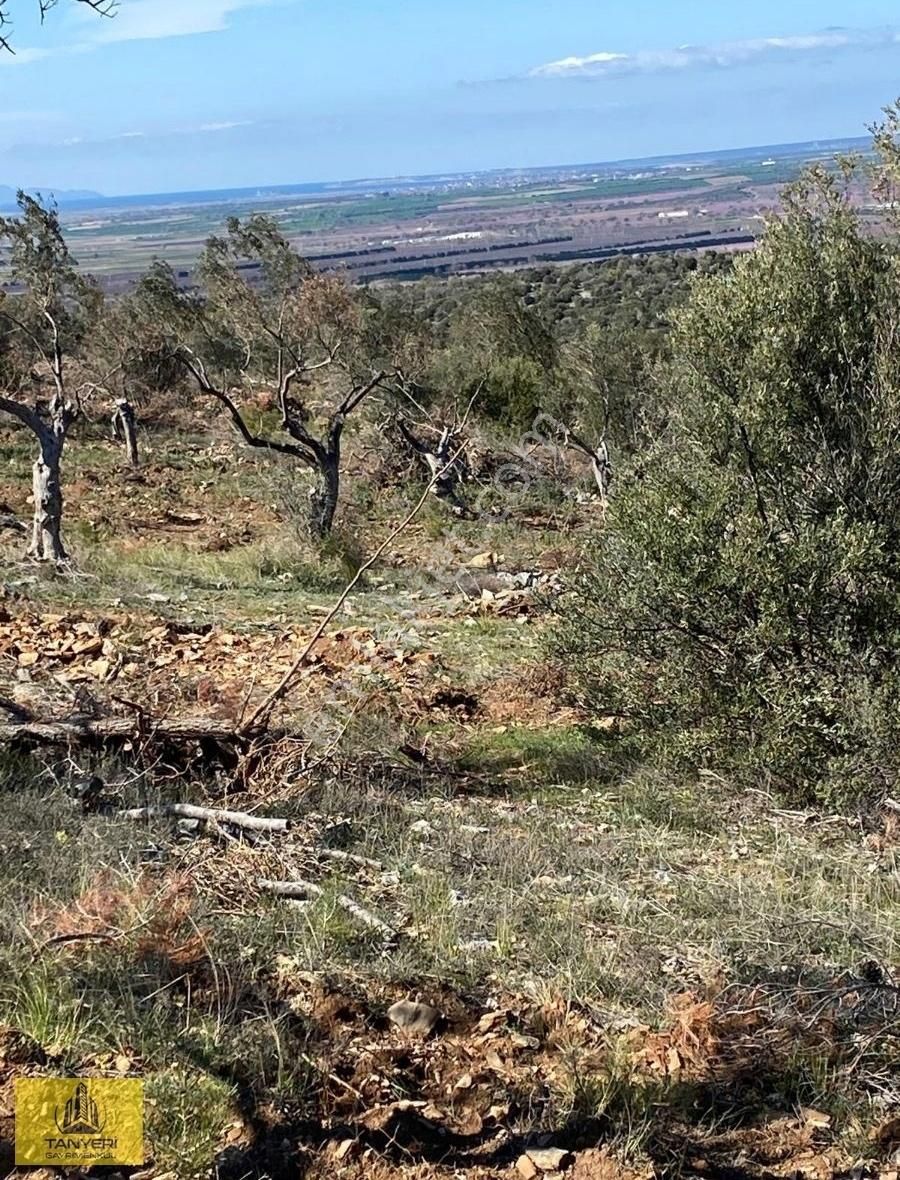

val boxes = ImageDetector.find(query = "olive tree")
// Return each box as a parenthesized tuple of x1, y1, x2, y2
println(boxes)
(0, 193, 99, 560)
(133, 216, 386, 537)
(435, 276, 557, 429)
(554, 171, 900, 805)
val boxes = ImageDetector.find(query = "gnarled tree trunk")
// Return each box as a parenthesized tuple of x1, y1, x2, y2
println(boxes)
(564, 429, 613, 504)
(308, 451, 340, 539)
(398, 419, 468, 516)
(28, 429, 67, 562)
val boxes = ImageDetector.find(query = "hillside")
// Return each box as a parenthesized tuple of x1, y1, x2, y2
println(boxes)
(0, 165, 899, 1180)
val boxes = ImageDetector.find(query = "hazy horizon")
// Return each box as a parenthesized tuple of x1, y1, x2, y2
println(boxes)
(0, 131, 874, 204)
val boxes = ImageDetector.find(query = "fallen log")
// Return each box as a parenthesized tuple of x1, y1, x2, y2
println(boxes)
(259, 878, 397, 940)
(121, 803, 290, 834)
(0, 716, 241, 744)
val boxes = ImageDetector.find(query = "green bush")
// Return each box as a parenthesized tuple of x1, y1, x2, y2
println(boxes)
(478, 354, 547, 428)
(554, 173, 900, 806)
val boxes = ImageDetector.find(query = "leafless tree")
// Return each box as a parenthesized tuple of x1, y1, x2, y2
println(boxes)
(110, 397, 138, 467)
(132, 216, 387, 537)
(0, 0, 115, 52)
(564, 428, 612, 501)
(0, 194, 99, 560)
(396, 417, 470, 516)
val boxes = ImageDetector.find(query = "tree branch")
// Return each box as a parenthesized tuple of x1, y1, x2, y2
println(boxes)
(239, 434, 468, 735)
(180, 350, 318, 466)
(0, 394, 43, 436)
(0, 0, 116, 53)
(338, 370, 387, 417)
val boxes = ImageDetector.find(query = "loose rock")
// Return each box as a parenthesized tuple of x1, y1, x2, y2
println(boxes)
(526, 1147, 575, 1172)
(467, 551, 498, 570)
(387, 999, 442, 1036)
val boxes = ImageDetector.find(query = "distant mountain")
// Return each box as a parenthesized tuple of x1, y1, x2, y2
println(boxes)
(0, 185, 105, 209)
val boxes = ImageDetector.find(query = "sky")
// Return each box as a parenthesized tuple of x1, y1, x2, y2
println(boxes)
(1, 0, 899, 195)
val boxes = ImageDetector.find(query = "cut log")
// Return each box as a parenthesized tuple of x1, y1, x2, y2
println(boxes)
(121, 804, 290, 833)
(259, 878, 397, 940)
(0, 716, 242, 744)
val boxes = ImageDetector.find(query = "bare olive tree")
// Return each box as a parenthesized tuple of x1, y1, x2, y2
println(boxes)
(82, 300, 174, 471)
(0, 193, 99, 560)
(132, 216, 386, 537)
(0, 0, 115, 52)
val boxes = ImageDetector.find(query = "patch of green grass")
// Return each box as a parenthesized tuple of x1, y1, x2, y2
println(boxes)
(1, 967, 100, 1058)
(454, 724, 604, 785)
(145, 1066, 237, 1178)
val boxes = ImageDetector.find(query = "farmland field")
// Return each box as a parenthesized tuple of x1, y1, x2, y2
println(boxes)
(1, 135, 876, 288)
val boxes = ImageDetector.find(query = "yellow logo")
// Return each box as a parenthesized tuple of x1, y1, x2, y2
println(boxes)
(15, 1078, 144, 1167)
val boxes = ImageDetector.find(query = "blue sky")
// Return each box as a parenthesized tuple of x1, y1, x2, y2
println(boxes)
(1, 0, 899, 195)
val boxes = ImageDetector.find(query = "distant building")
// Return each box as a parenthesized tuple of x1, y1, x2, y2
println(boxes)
(658, 210, 690, 220)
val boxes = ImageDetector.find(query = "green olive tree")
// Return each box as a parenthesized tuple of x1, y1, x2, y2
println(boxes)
(555, 170, 900, 805)
(131, 216, 386, 538)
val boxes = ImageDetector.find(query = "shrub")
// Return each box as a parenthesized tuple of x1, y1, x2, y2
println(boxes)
(554, 173, 900, 806)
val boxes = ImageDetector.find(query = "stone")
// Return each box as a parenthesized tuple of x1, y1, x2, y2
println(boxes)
(517, 1157, 540, 1180)
(526, 1148, 575, 1172)
(387, 999, 442, 1036)
(332, 1138, 354, 1161)
(467, 551, 497, 570)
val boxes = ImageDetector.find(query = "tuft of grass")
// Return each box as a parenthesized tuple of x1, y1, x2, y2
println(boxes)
(145, 1066, 237, 1178)
(1, 967, 99, 1058)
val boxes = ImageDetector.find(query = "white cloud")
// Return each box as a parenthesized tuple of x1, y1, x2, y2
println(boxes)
(0, 46, 52, 67)
(195, 121, 254, 133)
(87, 0, 277, 44)
(32, 121, 258, 151)
(528, 27, 900, 79)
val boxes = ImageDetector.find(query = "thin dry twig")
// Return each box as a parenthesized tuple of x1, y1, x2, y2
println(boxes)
(259, 877, 397, 941)
(240, 438, 469, 736)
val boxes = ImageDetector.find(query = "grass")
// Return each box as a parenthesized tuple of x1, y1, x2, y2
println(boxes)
(0, 739, 896, 1175)
(145, 1067, 238, 1178)
(1, 421, 898, 1177)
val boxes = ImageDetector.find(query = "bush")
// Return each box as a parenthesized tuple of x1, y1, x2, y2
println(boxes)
(554, 173, 900, 806)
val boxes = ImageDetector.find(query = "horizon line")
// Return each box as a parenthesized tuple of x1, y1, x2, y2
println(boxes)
(0, 131, 873, 206)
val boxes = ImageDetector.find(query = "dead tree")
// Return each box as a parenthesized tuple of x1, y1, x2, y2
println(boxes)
(564, 429, 613, 502)
(110, 397, 139, 467)
(397, 418, 469, 516)
(0, 194, 97, 561)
